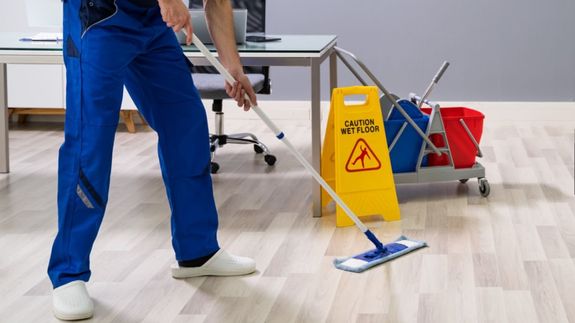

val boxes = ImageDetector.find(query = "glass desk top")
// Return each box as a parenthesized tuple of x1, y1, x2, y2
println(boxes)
(0, 33, 337, 54)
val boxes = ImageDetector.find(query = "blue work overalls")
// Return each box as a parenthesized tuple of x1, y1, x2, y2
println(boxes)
(48, 0, 220, 288)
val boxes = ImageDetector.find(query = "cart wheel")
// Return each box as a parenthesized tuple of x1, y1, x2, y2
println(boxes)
(264, 154, 277, 166)
(211, 162, 220, 174)
(459, 178, 469, 184)
(254, 144, 264, 154)
(478, 178, 490, 197)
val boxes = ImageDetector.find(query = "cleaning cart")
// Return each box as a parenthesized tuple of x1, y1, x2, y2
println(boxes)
(333, 47, 490, 197)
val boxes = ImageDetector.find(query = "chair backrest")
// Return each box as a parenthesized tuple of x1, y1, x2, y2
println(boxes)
(188, 0, 270, 94)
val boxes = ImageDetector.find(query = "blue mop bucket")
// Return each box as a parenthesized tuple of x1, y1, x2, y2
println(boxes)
(384, 100, 429, 173)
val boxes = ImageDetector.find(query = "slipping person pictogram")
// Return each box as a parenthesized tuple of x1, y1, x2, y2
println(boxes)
(351, 145, 371, 169)
(345, 138, 381, 172)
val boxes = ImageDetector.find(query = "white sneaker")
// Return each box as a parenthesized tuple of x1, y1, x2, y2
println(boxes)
(52, 280, 94, 321)
(171, 249, 256, 278)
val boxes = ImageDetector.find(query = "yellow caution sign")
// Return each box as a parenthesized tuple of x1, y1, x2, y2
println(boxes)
(321, 86, 400, 227)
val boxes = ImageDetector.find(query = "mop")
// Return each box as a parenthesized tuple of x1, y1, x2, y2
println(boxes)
(191, 34, 427, 273)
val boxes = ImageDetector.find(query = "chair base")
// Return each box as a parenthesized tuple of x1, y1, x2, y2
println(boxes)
(209, 131, 276, 174)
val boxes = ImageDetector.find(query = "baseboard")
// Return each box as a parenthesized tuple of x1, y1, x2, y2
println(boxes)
(9, 100, 575, 124)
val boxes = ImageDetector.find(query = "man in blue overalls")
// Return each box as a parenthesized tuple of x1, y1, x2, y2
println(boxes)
(49, 0, 258, 320)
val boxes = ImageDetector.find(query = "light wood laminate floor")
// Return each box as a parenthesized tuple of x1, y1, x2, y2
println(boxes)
(0, 103, 574, 323)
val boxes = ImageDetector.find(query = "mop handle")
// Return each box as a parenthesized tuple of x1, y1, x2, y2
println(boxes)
(433, 61, 450, 84)
(417, 61, 450, 109)
(191, 34, 370, 234)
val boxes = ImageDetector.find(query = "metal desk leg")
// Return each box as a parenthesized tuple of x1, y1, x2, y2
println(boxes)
(330, 48, 338, 93)
(311, 58, 322, 218)
(0, 63, 8, 174)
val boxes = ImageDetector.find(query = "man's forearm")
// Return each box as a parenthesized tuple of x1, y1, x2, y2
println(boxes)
(204, 0, 242, 72)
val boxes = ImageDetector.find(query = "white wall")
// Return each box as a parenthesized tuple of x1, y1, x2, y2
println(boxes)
(0, 1, 141, 113)
(0, 0, 60, 33)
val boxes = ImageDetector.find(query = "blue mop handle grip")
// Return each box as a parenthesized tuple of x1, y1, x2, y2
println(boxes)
(365, 230, 386, 252)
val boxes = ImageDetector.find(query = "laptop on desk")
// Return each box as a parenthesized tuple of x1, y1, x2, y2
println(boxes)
(178, 9, 247, 45)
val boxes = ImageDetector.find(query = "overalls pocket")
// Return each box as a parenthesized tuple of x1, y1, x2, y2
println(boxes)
(80, 0, 118, 35)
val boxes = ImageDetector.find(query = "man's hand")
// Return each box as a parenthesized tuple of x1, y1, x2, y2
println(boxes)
(158, 0, 193, 45)
(204, 0, 257, 111)
(225, 67, 258, 111)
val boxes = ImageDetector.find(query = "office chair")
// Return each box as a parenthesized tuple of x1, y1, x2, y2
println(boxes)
(188, 0, 275, 174)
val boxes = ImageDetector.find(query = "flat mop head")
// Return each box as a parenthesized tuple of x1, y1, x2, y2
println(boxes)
(333, 235, 427, 273)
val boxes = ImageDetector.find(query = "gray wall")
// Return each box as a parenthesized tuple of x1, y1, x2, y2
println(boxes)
(265, 0, 575, 101)
(1, 0, 574, 101)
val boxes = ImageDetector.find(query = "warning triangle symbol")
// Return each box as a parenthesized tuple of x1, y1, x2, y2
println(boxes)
(345, 138, 381, 172)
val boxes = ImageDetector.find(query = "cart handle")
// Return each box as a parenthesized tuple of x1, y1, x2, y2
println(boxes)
(334, 47, 442, 156)
(459, 119, 483, 158)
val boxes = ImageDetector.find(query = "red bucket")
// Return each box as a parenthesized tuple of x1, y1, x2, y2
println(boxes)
(422, 107, 484, 168)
